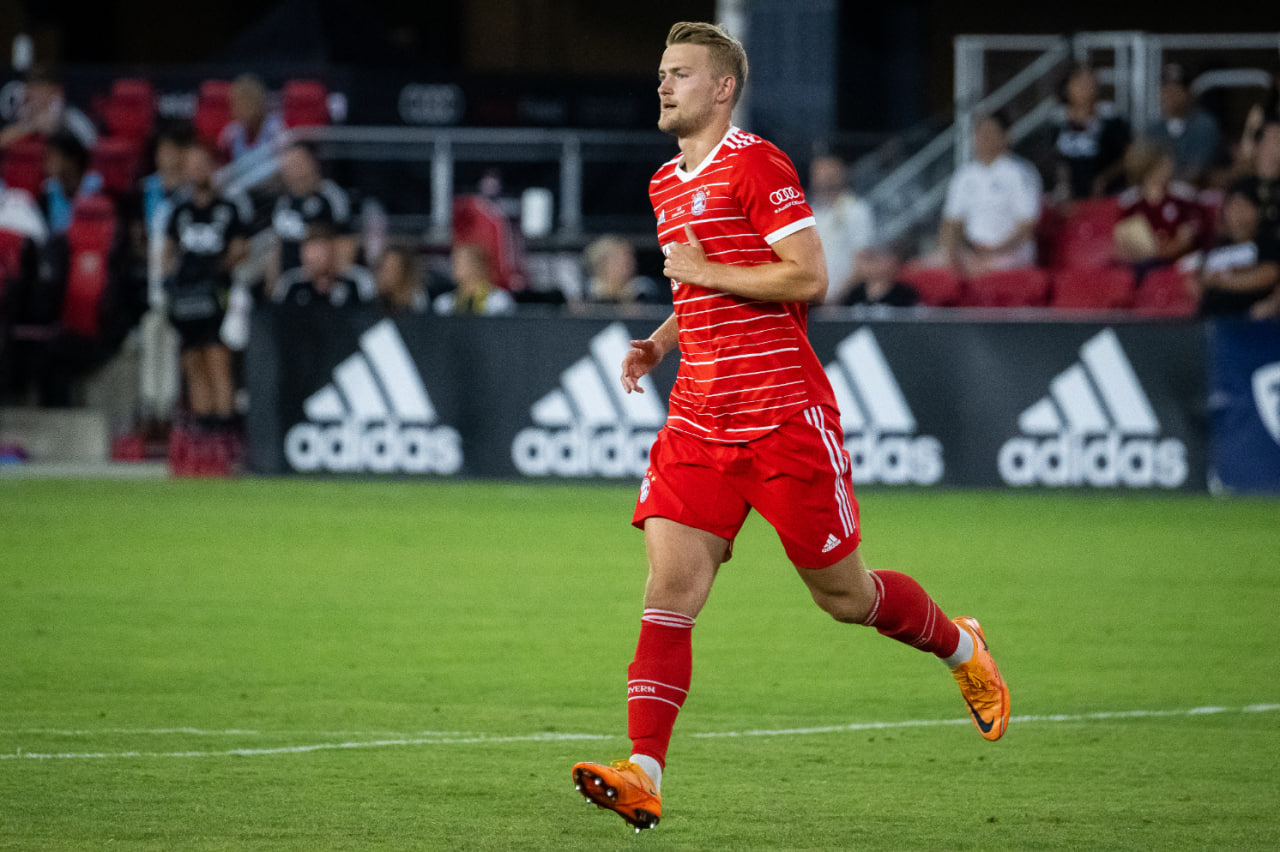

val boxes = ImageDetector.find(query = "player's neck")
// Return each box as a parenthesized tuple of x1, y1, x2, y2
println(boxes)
(677, 118, 732, 173)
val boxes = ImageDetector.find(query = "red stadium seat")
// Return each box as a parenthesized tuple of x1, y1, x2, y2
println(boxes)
(1, 135, 47, 195)
(90, 136, 142, 196)
(897, 262, 964, 307)
(282, 80, 329, 128)
(60, 195, 118, 338)
(1133, 266, 1198, 318)
(964, 267, 1051, 308)
(1051, 198, 1121, 270)
(1050, 266, 1136, 310)
(103, 78, 156, 143)
(194, 80, 233, 147)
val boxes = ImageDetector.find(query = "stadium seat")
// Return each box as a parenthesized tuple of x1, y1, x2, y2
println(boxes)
(1050, 266, 1136, 310)
(60, 195, 118, 339)
(194, 80, 233, 146)
(90, 136, 142, 196)
(1051, 198, 1121, 270)
(1, 136, 47, 195)
(282, 80, 329, 128)
(103, 78, 156, 143)
(1133, 266, 1198, 318)
(964, 267, 1051, 308)
(897, 262, 964, 307)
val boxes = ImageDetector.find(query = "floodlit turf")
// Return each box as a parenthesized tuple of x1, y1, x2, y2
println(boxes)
(1, 478, 1278, 850)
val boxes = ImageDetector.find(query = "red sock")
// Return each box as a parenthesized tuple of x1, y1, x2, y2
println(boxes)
(627, 608, 694, 769)
(864, 570, 961, 658)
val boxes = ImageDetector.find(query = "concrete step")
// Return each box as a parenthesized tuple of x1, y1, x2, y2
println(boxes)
(0, 407, 110, 462)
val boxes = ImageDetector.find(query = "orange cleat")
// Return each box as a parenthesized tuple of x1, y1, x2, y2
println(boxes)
(572, 760, 662, 832)
(951, 616, 1010, 741)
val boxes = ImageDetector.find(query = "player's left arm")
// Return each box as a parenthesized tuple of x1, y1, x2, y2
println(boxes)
(663, 223, 828, 303)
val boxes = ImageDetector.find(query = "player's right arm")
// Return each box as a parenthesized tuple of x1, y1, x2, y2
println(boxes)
(621, 313, 678, 394)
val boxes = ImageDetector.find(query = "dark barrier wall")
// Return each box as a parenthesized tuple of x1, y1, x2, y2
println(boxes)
(247, 306, 1210, 491)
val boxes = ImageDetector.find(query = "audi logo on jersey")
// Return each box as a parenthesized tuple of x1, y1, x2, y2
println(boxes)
(769, 186, 802, 205)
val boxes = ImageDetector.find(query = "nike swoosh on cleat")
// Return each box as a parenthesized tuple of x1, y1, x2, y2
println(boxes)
(965, 699, 996, 734)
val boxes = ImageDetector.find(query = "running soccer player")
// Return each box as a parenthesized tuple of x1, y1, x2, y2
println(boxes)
(571, 22, 1010, 832)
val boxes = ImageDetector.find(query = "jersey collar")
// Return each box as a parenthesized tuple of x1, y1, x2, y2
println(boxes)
(675, 126, 736, 183)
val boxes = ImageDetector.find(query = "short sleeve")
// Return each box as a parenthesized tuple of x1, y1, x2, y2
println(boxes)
(942, 169, 966, 221)
(733, 143, 816, 245)
(1011, 160, 1043, 221)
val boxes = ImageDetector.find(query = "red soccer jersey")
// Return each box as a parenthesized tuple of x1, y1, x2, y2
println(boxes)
(650, 126, 837, 443)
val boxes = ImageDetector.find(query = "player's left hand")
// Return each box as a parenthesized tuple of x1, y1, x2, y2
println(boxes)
(664, 224, 709, 287)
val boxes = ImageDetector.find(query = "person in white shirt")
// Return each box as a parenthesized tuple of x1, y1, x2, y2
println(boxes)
(938, 112, 1042, 275)
(808, 155, 874, 304)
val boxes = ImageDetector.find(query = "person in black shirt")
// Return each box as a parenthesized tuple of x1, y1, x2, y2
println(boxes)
(268, 143, 354, 293)
(1050, 63, 1132, 202)
(274, 222, 374, 308)
(162, 143, 249, 426)
(1189, 183, 1280, 317)
(837, 246, 919, 307)
(1232, 120, 1280, 243)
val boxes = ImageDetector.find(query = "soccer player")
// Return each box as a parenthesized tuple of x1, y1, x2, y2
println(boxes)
(571, 22, 1010, 832)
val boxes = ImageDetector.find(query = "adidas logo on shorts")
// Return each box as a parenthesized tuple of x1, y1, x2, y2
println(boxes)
(824, 328, 944, 485)
(283, 319, 463, 474)
(998, 328, 1187, 488)
(511, 323, 666, 477)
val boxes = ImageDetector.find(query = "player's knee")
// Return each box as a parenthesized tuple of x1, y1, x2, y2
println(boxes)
(814, 591, 872, 624)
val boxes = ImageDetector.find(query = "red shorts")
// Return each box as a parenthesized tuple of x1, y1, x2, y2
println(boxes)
(632, 405, 861, 568)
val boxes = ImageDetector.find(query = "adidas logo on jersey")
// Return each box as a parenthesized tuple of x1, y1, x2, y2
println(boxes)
(998, 328, 1187, 488)
(284, 319, 463, 474)
(512, 322, 666, 477)
(824, 328, 943, 484)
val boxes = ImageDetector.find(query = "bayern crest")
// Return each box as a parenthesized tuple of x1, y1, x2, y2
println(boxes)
(691, 188, 708, 216)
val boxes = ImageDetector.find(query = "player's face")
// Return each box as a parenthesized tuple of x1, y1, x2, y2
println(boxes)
(657, 43, 724, 137)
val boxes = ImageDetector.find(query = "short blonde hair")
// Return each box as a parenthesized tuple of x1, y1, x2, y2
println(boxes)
(666, 21, 748, 106)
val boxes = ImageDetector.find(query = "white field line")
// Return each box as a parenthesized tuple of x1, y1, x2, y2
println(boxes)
(2, 704, 1276, 761)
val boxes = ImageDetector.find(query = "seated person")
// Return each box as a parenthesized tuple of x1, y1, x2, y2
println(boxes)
(433, 242, 515, 316)
(1187, 183, 1280, 317)
(274, 222, 375, 308)
(0, 66, 97, 151)
(582, 235, 661, 304)
(938, 112, 1042, 275)
(374, 242, 429, 315)
(218, 74, 284, 163)
(37, 131, 104, 235)
(1114, 140, 1206, 270)
(1146, 62, 1222, 187)
(836, 246, 919, 307)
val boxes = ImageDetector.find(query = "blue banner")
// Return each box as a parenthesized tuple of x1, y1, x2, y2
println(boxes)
(1208, 320, 1280, 494)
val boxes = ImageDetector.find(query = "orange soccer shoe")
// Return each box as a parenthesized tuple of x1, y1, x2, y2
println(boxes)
(951, 616, 1010, 741)
(572, 760, 662, 832)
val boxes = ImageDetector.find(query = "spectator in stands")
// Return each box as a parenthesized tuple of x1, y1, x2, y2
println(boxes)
(582, 235, 661, 304)
(1050, 63, 1131, 202)
(140, 123, 194, 234)
(1235, 63, 1280, 173)
(938, 112, 1042, 276)
(433, 242, 514, 315)
(1114, 141, 1206, 275)
(374, 242, 429, 315)
(161, 142, 250, 432)
(808, 154, 874, 303)
(1147, 63, 1222, 187)
(218, 74, 284, 163)
(1234, 119, 1280, 242)
(274, 222, 375, 309)
(268, 142, 354, 293)
(0, 67, 97, 151)
(1186, 182, 1279, 317)
(37, 131, 104, 235)
(836, 245, 918, 307)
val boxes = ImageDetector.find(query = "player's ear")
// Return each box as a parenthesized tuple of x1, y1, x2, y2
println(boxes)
(717, 74, 736, 106)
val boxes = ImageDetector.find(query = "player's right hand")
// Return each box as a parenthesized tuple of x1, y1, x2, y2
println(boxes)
(621, 338, 662, 394)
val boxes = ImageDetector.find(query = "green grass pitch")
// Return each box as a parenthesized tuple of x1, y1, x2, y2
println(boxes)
(1, 478, 1278, 850)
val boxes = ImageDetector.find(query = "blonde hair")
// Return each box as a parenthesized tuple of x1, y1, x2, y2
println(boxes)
(666, 21, 748, 106)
